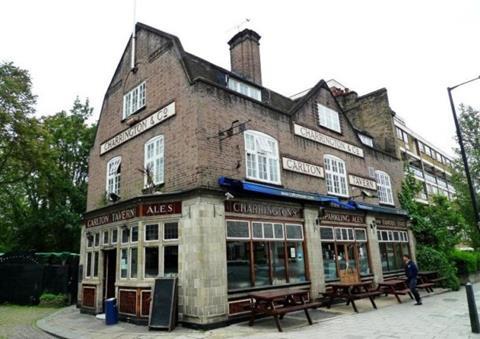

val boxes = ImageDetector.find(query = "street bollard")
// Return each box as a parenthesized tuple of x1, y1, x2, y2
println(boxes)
(466, 283, 480, 333)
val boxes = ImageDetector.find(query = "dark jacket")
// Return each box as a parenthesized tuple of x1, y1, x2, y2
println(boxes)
(405, 260, 418, 281)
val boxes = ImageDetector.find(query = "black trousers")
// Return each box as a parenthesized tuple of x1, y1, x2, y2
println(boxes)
(408, 278, 421, 303)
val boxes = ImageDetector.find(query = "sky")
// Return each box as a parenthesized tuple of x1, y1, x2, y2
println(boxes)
(1, 0, 479, 157)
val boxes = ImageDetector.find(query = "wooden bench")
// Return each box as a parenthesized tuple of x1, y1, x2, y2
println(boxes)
(248, 288, 321, 332)
(417, 282, 435, 293)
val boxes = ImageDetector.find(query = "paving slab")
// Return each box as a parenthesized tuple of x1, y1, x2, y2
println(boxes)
(36, 285, 480, 339)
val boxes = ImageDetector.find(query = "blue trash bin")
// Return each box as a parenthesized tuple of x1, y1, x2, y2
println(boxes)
(104, 298, 118, 325)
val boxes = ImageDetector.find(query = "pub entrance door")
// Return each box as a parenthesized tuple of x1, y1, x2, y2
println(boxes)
(102, 249, 117, 308)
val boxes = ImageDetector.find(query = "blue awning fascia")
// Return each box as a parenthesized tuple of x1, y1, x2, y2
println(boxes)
(218, 176, 340, 204)
(355, 202, 408, 216)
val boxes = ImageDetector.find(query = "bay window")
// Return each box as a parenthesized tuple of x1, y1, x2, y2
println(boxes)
(378, 230, 410, 272)
(320, 226, 370, 281)
(324, 155, 348, 197)
(226, 220, 306, 291)
(244, 131, 280, 185)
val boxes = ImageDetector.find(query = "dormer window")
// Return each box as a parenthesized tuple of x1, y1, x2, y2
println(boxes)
(358, 133, 373, 147)
(317, 103, 341, 133)
(123, 82, 146, 119)
(227, 77, 262, 101)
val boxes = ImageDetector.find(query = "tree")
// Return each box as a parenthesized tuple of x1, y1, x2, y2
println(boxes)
(453, 104, 480, 248)
(13, 98, 96, 252)
(399, 170, 466, 289)
(0, 62, 40, 251)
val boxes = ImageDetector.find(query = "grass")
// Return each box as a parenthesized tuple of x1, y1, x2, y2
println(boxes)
(0, 304, 59, 338)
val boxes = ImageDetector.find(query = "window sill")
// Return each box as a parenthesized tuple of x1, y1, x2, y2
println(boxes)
(244, 177, 283, 187)
(142, 183, 165, 195)
(122, 105, 147, 123)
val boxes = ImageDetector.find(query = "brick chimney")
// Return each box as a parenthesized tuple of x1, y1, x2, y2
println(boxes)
(228, 29, 262, 85)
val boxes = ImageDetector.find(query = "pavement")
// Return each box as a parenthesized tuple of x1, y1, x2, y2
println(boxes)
(36, 285, 480, 339)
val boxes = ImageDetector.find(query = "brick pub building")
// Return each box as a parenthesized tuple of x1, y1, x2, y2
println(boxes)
(79, 23, 416, 328)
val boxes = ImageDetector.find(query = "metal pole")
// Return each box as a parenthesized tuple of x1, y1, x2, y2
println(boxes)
(466, 283, 480, 333)
(447, 87, 480, 232)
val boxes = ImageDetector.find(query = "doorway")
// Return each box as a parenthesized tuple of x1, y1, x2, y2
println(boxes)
(102, 249, 117, 303)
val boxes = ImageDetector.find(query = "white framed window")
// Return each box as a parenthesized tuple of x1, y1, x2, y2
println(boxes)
(244, 130, 281, 185)
(227, 77, 262, 101)
(226, 220, 250, 240)
(123, 81, 146, 119)
(106, 156, 121, 196)
(285, 224, 303, 240)
(145, 224, 159, 242)
(144, 135, 164, 186)
(252, 222, 284, 240)
(324, 155, 348, 197)
(103, 231, 109, 245)
(317, 103, 341, 133)
(334, 227, 355, 242)
(163, 222, 178, 241)
(111, 228, 118, 244)
(354, 228, 367, 242)
(375, 170, 394, 205)
(320, 227, 334, 241)
(358, 134, 373, 147)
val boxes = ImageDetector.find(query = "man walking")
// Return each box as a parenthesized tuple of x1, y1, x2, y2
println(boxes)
(403, 254, 422, 305)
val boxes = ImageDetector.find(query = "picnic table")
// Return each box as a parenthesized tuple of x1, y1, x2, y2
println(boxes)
(377, 279, 413, 303)
(418, 271, 446, 291)
(248, 288, 322, 332)
(325, 281, 382, 313)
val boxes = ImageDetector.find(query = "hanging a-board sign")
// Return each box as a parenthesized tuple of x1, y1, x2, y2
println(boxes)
(148, 277, 177, 331)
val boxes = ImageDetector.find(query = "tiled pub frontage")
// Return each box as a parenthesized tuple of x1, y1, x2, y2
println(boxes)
(78, 182, 413, 328)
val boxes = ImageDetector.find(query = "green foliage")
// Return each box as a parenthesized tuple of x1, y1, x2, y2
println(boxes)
(0, 62, 96, 252)
(38, 293, 68, 307)
(416, 246, 460, 290)
(450, 249, 477, 276)
(400, 170, 467, 289)
(452, 104, 480, 249)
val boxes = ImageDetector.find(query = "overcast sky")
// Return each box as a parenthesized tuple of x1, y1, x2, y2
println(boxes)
(1, 0, 479, 156)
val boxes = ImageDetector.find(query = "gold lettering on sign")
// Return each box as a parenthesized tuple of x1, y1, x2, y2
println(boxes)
(282, 157, 324, 178)
(348, 174, 377, 190)
(293, 123, 364, 158)
(321, 211, 365, 224)
(225, 201, 302, 218)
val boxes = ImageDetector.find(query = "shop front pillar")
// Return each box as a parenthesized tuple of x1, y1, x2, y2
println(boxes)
(366, 215, 383, 284)
(179, 196, 228, 327)
(303, 206, 325, 295)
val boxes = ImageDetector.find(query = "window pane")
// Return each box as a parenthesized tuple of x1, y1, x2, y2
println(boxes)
(164, 222, 178, 240)
(355, 229, 366, 241)
(320, 227, 334, 240)
(121, 249, 128, 278)
(86, 252, 92, 277)
(358, 243, 370, 276)
(380, 243, 389, 272)
(112, 229, 118, 244)
(87, 235, 93, 248)
(253, 242, 270, 286)
(386, 243, 396, 271)
(227, 220, 249, 239)
(122, 228, 129, 243)
(93, 252, 99, 277)
(287, 242, 306, 283)
(264, 223, 274, 239)
(94, 233, 99, 247)
(271, 242, 286, 285)
(130, 248, 137, 278)
(131, 226, 138, 242)
(164, 246, 178, 275)
(322, 242, 337, 281)
(286, 224, 303, 240)
(103, 231, 109, 245)
(145, 247, 159, 278)
(226, 241, 251, 290)
(274, 224, 284, 239)
(145, 224, 159, 241)
(252, 222, 263, 239)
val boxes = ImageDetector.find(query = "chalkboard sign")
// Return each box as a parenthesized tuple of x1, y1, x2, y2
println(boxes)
(149, 277, 177, 331)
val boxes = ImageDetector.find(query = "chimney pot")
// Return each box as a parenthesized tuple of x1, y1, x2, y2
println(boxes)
(228, 29, 262, 85)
